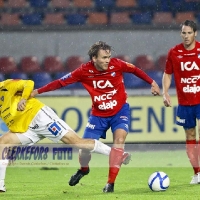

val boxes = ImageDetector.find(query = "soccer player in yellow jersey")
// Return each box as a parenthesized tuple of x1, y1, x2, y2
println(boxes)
(0, 79, 112, 192)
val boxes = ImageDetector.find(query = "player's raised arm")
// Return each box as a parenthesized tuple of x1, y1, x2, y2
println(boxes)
(122, 61, 160, 96)
(32, 79, 64, 96)
(30, 89, 38, 97)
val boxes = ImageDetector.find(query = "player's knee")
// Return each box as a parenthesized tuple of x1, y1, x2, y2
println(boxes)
(185, 127, 196, 140)
(79, 148, 90, 155)
(0, 135, 8, 144)
(114, 137, 125, 145)
(61, 130, 81, 144)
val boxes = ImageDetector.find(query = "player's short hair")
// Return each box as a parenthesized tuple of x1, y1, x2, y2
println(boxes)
(181, 20, 197, 32)
(88, 41, 112, 60)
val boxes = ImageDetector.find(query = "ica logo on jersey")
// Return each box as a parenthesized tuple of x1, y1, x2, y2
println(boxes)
(93, 80, 114, 89)
(181, 61, 200, 71)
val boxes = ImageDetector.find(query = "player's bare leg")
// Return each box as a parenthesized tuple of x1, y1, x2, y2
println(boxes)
(61, 128, 113, 185)
(60, 130, 111, 154)
(63, 130, 111, 186)
(0, 132, 21, 192)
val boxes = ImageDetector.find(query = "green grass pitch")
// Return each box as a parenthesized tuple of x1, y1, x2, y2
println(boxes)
(1, 150, 200, 200)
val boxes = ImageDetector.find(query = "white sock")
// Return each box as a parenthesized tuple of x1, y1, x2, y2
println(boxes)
(90, 140, 111, 156)
(0, 159, 9, 180)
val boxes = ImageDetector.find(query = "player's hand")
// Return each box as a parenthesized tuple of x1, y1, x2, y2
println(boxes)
(163, 93, 171, 107)
(30, 89, 38, 98)
(151, 80, 160, 96)
(17, 99, 27, 111)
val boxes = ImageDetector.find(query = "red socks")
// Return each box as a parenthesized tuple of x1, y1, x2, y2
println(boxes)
(186, 140, 199, 174)
(108, 147, 124, 184)
(79, 153, 91, 172)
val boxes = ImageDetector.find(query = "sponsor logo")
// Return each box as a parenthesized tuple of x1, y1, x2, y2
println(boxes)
(48, 122, 61, 136)
(181, 75, 200, 84)
(109, 66, 114, 69)
(60, 73, 71, 81)
(111, 72, 116, 77)
(98, 100, 117, 110)
(86, 122, 95, 129)
(178, 50, 183, 52)
(7, 119, 14, 127)
(120, 116, 128, 121)
(89, 70, 94, 73)
(93, 87, 118, 110)
(183, 84, 200, 94)
(94, 89, 117, 102)
(176, 116, 185, 123)
(177, 55, 183, 59)
(124, 124, 129, 129)
(3, 113, 11, 120)
(181, 61, 199, 71)
(93, 80, 114, 89)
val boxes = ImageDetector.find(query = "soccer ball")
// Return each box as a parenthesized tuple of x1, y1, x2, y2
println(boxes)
(148, 171, 170, 192)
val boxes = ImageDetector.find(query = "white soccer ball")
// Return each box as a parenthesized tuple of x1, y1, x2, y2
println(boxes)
(148, 171, 170, 192)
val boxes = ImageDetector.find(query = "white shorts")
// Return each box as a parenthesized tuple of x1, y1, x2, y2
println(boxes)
(16, 106, 73, 145)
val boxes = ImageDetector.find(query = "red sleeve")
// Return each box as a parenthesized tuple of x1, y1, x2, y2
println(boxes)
(37, 80, 63, 94)
(133, 67, 153, 84)
(119, 60, 153, 84)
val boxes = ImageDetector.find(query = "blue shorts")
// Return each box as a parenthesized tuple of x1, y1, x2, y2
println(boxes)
(176, 104, 200, 129)
(83, 103, 130, 140)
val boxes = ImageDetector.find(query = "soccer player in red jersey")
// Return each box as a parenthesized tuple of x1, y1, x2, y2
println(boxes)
(32, 41, 160, 192)
(162, 20, 200, 184)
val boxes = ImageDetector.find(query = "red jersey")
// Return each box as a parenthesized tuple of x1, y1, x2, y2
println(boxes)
(39, 58, 153, 117)
(165, 41, 200, 106)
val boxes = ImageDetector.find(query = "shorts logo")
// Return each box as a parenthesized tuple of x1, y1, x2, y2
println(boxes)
(176, 116, 185, 124)
(48, 122, 61, 136)
(120, 116, 128, 121)
(124, 124, 129, 129)
(86, 122, 95, 129)
(30, 124, 39, 130)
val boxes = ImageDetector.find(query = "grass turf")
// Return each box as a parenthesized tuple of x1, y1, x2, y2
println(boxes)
(1, 150, 200, 200)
